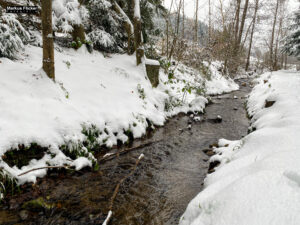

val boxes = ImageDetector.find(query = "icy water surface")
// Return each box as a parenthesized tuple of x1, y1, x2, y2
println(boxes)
(0, 79, 251, 225)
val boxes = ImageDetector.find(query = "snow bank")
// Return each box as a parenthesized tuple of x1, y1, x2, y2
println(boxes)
(205, 62, 239, 95)
(0, 45, 237, 193)
(180, 70, 300, 225)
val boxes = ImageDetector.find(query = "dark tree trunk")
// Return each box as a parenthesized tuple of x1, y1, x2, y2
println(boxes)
(132, 0, 144, 65)
(72, 24, 85, 46)
(41, 0, 55, 80)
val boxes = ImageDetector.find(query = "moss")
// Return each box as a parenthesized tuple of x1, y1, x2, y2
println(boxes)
(22, 197, 54, 212)
(2, 143, 47, 169)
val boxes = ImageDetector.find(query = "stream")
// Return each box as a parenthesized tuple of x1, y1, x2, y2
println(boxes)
(0, 78, 251, 225)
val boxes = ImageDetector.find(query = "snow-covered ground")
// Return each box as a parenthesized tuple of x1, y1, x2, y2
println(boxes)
(180, 70, 300, 225)
(0, 45, 237, 193)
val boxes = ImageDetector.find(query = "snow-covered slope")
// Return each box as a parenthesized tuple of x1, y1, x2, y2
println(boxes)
(180, 70, 300, 225)
(0, 45, 237, 193)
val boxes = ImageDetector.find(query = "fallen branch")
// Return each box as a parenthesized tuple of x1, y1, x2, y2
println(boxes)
(99, 140, 160, 163)
(18, 165, 71, 176)
(102, 210, 112, 225)
(103, 153, 145, 224)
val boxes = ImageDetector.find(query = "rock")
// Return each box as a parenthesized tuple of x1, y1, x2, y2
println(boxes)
(241, 83, 246, 87)
(193, 116, 201, 122)
(234, 107, 238, 110)
(208, 115, 222, 123)
(234, 95, 238, 99)
(202, 149, 215, 156)
(265, 100, 275, 108)
(9, 199, 19, 210)
(209, 143, 219, 148)
(190, 114, 194, 118)
(187, 124, 192, 130)
(208, 161, 220, 173)
(216, 115, 222, 123)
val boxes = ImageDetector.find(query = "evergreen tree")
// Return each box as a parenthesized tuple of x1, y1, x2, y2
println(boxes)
(283, 9, 300, 58)
(0, 6, 30, 59)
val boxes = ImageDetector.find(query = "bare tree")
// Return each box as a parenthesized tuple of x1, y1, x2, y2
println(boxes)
(41, 0, 55, 80)
(194, 0, 199, 43)
(237, 0, 249, 47)
(245, 0, 259, 71)
(270, 0, 279, 70)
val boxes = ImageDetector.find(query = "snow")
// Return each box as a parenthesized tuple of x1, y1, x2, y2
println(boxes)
(0, 44, 237, 196)
(180, 70, 300, 225)
(134, 0, 141, 19)
(205, 62, 239, 95)
(145, 58, 160, 66)
(71, 157, 92, 170)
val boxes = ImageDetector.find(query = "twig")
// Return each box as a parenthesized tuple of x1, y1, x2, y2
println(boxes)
(99, 141, 160, 163)
(102, 210, 112, 225)
(18, 165, 71, 176)
(103, 154, 144, 224)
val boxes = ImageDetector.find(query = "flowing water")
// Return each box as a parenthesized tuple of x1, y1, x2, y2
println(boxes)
(0, 79, 251, 225)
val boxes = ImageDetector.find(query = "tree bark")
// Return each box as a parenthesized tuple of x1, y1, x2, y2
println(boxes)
(274, 16, 283, 70)
(41, 0, 55, 80)
(237, 0, 249, 47)
(208, 0, 211, 42)
(194, 0, 199, 43)
(234, 0, 241, 44)
(245, 0, 259, 71)
(133, 0, 144, 65)
(270, 0, 279, 70)
(72, 24, 85, 46)
(182, 0, 185, 39)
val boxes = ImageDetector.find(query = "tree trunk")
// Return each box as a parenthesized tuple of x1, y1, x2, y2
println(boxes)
(270, 0, 279, 70)
(208, 0, 211, 42)
(72, 24, 85, 46)
(111, 1, 134, 54)
(234, 0, 241, 44)
(41, 0, 55, 80)
(274, 16, 283, 70)
(133, 0, 144, 65)
(194, 0, 199, 43)
(284, 54, 287, 69)
(245, 0, 259, 71)
(182, 0, 185, 39)
(237, 0, 249, 47)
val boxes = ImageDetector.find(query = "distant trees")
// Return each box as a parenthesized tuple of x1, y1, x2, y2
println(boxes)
(283, 8, 300, 58)
(41, 0, 55, 80)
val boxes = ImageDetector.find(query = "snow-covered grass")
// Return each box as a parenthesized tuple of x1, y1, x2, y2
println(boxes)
(0, 45, 237, 198)
(180, 70, 300, 225)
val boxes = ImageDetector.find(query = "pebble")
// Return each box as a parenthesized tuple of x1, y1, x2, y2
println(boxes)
(19, 210, 29, 221)
(193, 116, 201, 122)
